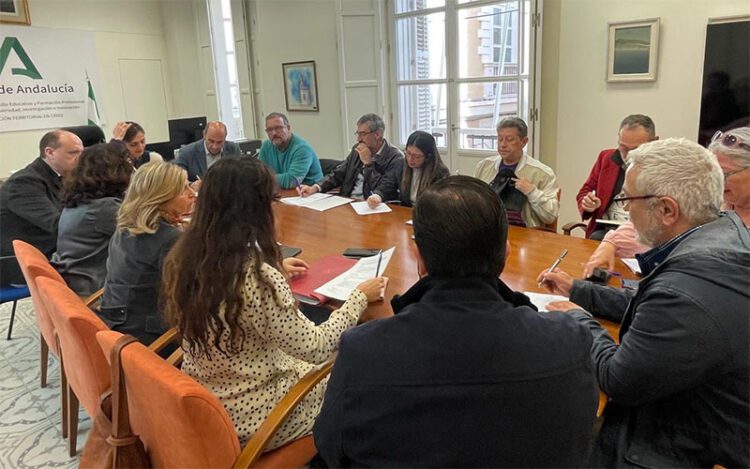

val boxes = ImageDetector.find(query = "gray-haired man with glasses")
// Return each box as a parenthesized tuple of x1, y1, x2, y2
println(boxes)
(538, 138, 750, 468)
(299, 113, 403, 201)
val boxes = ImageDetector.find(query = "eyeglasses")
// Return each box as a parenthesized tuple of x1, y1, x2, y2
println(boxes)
(354, 129, 376, 138)
(723, 168, 747, 182)
(265, 125, 287, 134)
(611, 194, 658, 205)
(711, 131, 750, 152)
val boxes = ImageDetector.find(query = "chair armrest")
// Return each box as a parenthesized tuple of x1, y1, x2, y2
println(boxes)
(166, 346, 183, 368)
(562, 222, 587, 236)
(83, 288, 104, 308)
(147, 327, 180, 356)
(232, 353, 338, 468)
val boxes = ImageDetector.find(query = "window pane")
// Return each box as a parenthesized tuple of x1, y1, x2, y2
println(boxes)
(397, 84, 447, 147)
(223, 20, 235, 52)
(394, 0, 445, 15)
(522, 0, 530, 75)
(458, 2, 519, 79)
(395, 12, 446, 81)
(458, 81, 520, 150)
(226, 53, 238, 85)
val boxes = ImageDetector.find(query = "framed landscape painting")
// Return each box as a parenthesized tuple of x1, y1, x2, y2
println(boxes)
(607, 18, 660, 82)
(282, 61, 319, 112)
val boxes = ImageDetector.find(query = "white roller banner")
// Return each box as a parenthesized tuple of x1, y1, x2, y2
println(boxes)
(0, 26, 101, 132)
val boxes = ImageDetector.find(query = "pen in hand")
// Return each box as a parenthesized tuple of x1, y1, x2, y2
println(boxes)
(375, 249, 383, 277)
(538, 249, 568, 287)
(293, 176, 302, 196)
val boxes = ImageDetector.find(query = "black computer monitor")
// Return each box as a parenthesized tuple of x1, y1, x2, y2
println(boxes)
(169, 117, 207, 147)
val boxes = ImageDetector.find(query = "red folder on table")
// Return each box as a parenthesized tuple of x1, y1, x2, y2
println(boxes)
(290, 255, 357, 305)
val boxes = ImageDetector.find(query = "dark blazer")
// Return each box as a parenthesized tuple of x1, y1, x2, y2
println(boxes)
(317, 139, 403, 200)
(568, 212, 750, 468)
(0, 157, 63, 284)
(576, 148, 625, 237)
(174, 139, 242, 182)
(398, 164, 450, 207)
(314, 275, 598, 468)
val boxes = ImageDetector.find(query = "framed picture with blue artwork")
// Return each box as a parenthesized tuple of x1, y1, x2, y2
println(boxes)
(282, 61, 319, 112)
(607, 18, 660, 82)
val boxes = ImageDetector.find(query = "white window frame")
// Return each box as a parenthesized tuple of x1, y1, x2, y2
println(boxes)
(387, 0, 542, 172)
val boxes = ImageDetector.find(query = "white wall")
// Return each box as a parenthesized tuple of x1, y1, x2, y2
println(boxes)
(545, 0, 749, 233)
(0, 0, 209, 175)
(247, 0, 346, 158)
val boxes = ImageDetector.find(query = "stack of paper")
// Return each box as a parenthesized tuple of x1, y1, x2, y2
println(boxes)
(315, 247, 395, 301)
(280, 193, 351, 212)
(523, 292, 570, 312)
(350, 201, 392, 215)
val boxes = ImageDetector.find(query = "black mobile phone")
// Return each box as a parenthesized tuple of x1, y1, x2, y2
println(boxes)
(280, 246, 302, 258)
(343, 248, 380, 258)
(585, 267, 611, 285)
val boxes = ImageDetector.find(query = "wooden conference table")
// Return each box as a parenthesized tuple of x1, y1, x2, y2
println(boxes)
(274, 193, 633, 339)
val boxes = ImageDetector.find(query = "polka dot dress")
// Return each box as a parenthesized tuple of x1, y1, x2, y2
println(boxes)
(181, 260, 368, 450)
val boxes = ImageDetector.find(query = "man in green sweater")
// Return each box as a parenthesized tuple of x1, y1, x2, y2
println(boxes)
(258, 112, 323, 189)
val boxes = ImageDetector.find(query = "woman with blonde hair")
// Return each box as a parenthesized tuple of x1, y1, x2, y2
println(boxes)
(98, 161, 195, 345)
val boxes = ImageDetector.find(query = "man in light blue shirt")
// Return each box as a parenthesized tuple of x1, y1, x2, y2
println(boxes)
(258, 112, 323, 189)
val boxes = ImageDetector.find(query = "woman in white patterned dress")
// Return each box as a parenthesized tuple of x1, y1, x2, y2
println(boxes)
(162, 157, 386, 450)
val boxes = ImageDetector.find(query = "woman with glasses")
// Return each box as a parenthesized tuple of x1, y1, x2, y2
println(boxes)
(395, 130, 450, 207)
(52, 142, 134, 296)
(98, 161, 194, 346)
(708, 127, 750, 227)
(162, 157, 385, 451)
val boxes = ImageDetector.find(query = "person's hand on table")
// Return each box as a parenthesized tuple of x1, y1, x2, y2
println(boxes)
(511, 177, 535, 195)
(282, 257, 309, 279)
(112, 121, 131, 140)
(546, 300, 584, 313)
(581, 190, 601, 212)
(367, 194, 382, 209)
(356, 277, 387, 303)
(582, 241, 616, 278)
(536, 268, 574, 296)
(299, 184, 318, 197)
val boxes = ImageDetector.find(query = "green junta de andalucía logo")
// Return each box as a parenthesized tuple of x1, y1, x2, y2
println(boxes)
(0, 37, 43, 80)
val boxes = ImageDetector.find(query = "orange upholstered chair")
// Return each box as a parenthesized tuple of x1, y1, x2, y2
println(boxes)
(96, 329, 328, 468)
(37, 277, 111, 457)
(13, 240, 66, 388)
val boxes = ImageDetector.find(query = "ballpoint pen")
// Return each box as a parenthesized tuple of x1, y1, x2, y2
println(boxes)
(375, 249, 383, 277)
(293, 176, 302, 195)
(538, 249, 568, 287)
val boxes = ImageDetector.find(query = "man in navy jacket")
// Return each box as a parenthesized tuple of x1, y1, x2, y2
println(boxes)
(174, 121, 241, 181)
(314, 176, 598, 467)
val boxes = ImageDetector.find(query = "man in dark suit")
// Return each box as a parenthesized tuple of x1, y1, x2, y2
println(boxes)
(174, 121, 241, 182)
(314, 176, 598, 468)
(0, 130, 83, 284)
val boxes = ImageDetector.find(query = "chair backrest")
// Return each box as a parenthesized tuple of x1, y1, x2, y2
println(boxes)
(96, 330, 241, 468)
(13, 240, 67, 355)
(541, 188, 562, 232)
(37, 277, 110, 417)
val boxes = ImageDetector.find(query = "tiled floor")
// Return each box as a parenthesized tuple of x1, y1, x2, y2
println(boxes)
(0, 299, 88, 468)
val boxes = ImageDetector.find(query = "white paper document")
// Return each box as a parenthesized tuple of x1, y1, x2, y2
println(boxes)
(280, 194, 351, 212)
(595, 218, 627, 226)
(523, 292, 570, 313)
(315, 247, 395, 301)
(350, 201, 393, 215)
(620, 258, 642, 275)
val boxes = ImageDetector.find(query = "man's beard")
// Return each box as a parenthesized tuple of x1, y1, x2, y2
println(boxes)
(635, 213, 662, 248)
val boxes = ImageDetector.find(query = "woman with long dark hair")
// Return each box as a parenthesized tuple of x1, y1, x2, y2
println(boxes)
(398, 130, 449, 207)
(52, 142, 133, 296)
(162, 157, 385, 450)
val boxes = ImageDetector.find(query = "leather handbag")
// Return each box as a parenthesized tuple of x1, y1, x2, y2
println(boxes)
(80, 334, 151, 468)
